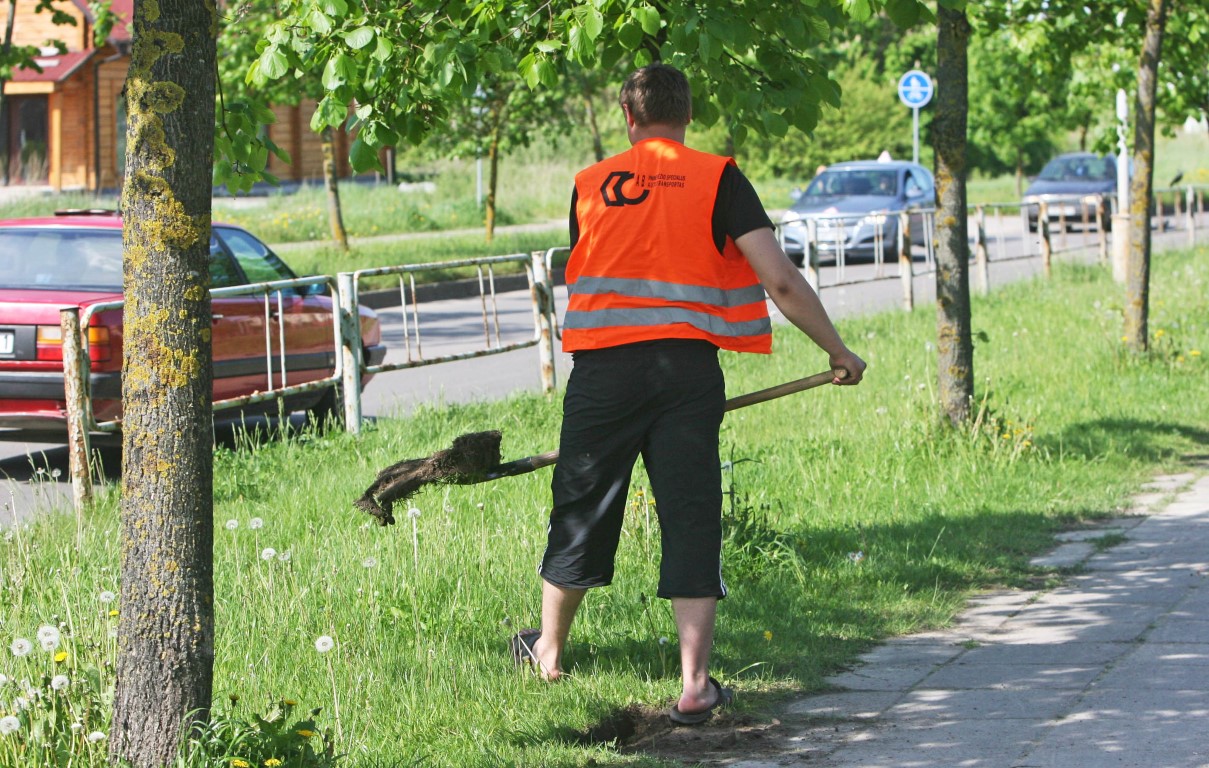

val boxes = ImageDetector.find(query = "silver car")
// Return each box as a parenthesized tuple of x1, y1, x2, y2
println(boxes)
(779, 160, 935, 266)
(1021, 152, 1118, 232)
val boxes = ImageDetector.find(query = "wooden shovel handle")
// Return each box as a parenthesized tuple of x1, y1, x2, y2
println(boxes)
(484, 369, 846, 481)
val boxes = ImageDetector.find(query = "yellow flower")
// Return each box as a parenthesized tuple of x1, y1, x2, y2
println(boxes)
(264, 760, 282, 767)
(296, 729, 316, 739)
(109, 610, 119, 617)
(231, 761, 250, 768)
(282, 699, 297, 706)
(763, 630, 773, 642)
(1177, 356, 1186, 363)
(54, 651, 69, 664)
(1192, 350, 1201, 357)
(1155, 329, 1166, 338)
(1121, 336, 1129, 342)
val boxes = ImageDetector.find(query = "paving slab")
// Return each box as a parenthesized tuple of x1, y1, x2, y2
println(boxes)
(768, 466, 1209, 768)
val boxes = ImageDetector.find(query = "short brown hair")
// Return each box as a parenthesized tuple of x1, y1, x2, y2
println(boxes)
(619, 64, 691, 127)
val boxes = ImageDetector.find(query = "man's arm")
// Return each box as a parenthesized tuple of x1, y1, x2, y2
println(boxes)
(736, 227, 866, 385)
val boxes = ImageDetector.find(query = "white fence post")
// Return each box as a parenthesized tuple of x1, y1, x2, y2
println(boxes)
(337, 271, 364, 434)
(974, 205, 989, 296)
(531, 250, 557, 394)
(899, 211, 913, 311)
(1187, 187, 1197, 247)
(805, 218, 819, 290)
(60, 307, 93, 518)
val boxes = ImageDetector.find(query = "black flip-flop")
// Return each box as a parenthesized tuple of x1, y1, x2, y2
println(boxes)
(668, 676, 733, 725)
(509, 629, 542, 668)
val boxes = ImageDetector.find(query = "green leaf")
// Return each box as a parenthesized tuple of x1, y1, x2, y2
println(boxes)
(519, 52, 542, 89)
(843, 0, 873, 22)
(307, 9, 332, 35)
(618, 21, 643, 51)
(761, 111, 789, 138)
(372, 35, 393, 61)
(310, 96, 347, 131)
(258, 45, 289, 82)
(572, 7, 605, 41)
(349, 137, 382, 173)
(884, 0, 923, 28)
(569, 25, 594, 62)
(343, 26, 375, 50)
(634, 5, 661, 35)
(322, 53, 353, 90)
(318, 0, 347, 16)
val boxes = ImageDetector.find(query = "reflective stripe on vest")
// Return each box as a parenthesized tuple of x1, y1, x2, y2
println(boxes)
(570, 276, 768, 309)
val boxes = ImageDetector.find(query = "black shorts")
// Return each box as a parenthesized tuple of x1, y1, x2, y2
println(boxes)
(539, 339, 727, 599)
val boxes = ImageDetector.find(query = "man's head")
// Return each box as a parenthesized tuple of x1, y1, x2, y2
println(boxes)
(619, 64, 692, 128)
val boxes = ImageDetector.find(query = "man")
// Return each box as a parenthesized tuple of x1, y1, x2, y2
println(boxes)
(512, 63, 866, 724)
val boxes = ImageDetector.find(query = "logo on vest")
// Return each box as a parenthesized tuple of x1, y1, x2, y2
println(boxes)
(600, 171, 650, 207)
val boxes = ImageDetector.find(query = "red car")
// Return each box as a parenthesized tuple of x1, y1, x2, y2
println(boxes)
(0, 211, 385, 439)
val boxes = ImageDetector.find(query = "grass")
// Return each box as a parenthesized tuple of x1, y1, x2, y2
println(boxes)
(3, 244, 1206, 767)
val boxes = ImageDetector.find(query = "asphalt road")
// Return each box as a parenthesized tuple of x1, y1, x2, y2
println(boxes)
(0, 217, 1198, 527)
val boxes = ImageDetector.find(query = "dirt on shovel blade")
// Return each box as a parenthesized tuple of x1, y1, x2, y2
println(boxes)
(354, 431, 503, 526)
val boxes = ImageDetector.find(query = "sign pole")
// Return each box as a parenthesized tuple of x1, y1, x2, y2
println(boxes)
(897, 70, 933, 166)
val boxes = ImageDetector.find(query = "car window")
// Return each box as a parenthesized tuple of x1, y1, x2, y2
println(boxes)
(905, 172, 924, 197)
(1039, 156, 1114, 182)
(0, 228, 123, 290)
(214, 227, 297, 285)
(798, 169, 896, 206)
(208, 234, 244, 288)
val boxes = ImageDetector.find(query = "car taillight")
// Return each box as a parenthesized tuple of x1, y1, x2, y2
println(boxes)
(35, 325, 112, 363)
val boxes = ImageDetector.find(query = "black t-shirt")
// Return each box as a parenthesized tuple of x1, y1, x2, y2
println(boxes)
(569, 163, 774, 253)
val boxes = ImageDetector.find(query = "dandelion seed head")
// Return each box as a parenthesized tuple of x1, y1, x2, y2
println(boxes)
(658, 636, 669, 645)
(225, 519, 239, 530)
(408, 507, 421, 519)
(314, 635, 334, 653)
(362, 556, 377, 569)
(0, 715, 19, 735)
(99, 590, 116, 604)
(86, 731, 106, 743)
(261, 547, 277, 561)
(277, 550, 291, 563)
(9, 638, 32, 657)
(248, 517, 264, 530)
(51, 675, 70, 691)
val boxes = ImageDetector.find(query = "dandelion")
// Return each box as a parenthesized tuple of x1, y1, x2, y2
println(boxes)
(408, 507, 421, 519)
(109, 610, 119, 618)
(314, 635, 334, 653)
(362, 556, 377, 569)
(764, 630, 774, 642)
(277, 550, 292, 563)
(71, 722, 83, 731)
(282, 699, 297, 706)
(99, 590, 116, 604)
(225, 519, 239, 530)
(296, 729, 315, 738)
(264, 760, 282, 767)
(658, 636, 669, 645)
(10, 638, 32, 657)
(1192, 350, 1202, 357)
(51, 675, 70, 691)
(54, 651, 69, 664)
(848, 551, 865, 563)
(261, 547, 277, 561)
(249, 518, 264, 530)
(37, 625, 61, 650)
(0, 715, 19, 735)
(86, 731, 106, 743)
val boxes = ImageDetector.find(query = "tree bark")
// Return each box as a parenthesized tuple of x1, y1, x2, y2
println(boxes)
(0, 0, 16, 185)
(581, 85, 605, 162)
(485, 115, 502, 243)
(934, 5, 974, 426)
(322, 126, 349, 251)
(111, 0, 217, 766)
(1124, 0, 1168, 352)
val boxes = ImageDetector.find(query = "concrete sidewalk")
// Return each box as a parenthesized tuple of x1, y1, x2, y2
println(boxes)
(736, 465, 1209, 767)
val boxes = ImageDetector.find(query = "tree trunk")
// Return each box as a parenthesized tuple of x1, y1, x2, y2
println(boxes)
(1124, 0, 1168, 352)
(0, 0, 16, 185)
(111, 1, 217, 766)
(934, 5, 974, 426)
(1015, 149, 1023, 197)
(322, 126, 349, 251)
(485, 117, 501, 243)
(581, 86, 605, 162)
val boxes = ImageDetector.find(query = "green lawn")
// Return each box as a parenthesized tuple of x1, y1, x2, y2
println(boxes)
(3, 245, 1206, 767)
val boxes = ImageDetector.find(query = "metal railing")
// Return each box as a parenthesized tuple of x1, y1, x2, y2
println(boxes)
(334, 249, 560, 433)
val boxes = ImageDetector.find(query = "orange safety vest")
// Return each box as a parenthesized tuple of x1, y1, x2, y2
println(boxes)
(563, 138, 772, 354)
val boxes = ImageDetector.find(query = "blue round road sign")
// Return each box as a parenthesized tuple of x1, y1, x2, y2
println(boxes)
(898, 70, 933, 109)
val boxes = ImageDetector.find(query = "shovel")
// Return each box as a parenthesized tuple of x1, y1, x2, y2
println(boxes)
(355, 368, 847, 526)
